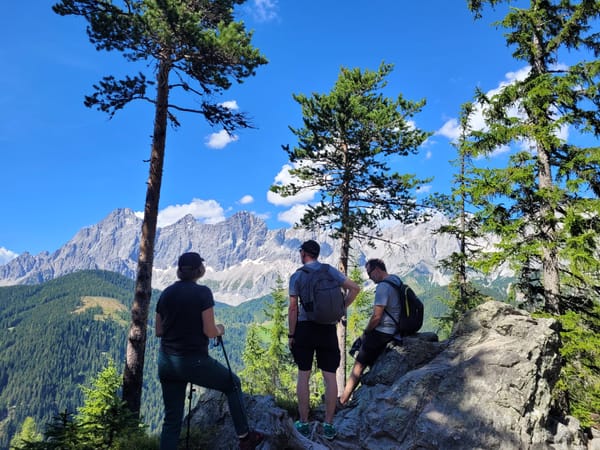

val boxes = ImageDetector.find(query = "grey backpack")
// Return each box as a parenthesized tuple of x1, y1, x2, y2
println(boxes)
(297, 264, 345, 324)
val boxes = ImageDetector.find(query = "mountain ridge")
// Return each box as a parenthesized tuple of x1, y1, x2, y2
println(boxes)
(0, 208, 479, 305)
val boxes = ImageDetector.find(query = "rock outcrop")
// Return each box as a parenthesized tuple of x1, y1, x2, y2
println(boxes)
(186, 301, 594, 449)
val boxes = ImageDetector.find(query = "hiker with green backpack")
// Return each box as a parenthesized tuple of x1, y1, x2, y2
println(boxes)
(339, 258, 424, 407)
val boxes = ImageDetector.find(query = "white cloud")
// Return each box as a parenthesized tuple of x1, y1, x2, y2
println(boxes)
(488, 145, 511, 158)
(416, 184, 432, 194)
(267, 163, 320, 206)
(556, 123, 569, 141)
(436, 66, 532, 145)
(0, 247, 18, 265)
(425, 150, 433, 160)
(251, 0, 278, 22)
(436, 118, 461, 141)
(135, 199, 226, 227)
(206, 130, 238, 149)
(239, 195, 254, 205)
(220, 100, 239, 110)
(277, 204, 309, 226)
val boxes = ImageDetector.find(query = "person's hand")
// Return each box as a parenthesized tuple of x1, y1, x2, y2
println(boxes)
(217, 324, 225, 336)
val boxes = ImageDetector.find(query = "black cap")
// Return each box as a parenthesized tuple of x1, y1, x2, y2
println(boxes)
(178, 252, 204, 270)
(300, 240, 320, 257)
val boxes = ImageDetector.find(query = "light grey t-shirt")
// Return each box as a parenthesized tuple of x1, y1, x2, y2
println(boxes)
(289, 261, 347, 322)
(374, 274, 403, 335)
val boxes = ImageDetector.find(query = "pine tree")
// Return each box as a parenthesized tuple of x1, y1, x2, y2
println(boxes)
(76, 360, 141, 449)
(240, 324, 271, 395)
(465, 0, 600, 314)
(240, 277, 295, 403)
(271, 62, 431, 388)
(264, 276, 294, 398)
(52, 0, 267, 415)
(9, 417, 42, 449)
(433, 102, 488, 336)
(345, 266, 373, 346)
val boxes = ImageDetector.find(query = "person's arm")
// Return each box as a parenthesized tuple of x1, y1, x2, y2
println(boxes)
(202, 307, 225, 338)
(155, 313, 164, 337)
(364, 305, 385, 333)
(288, 295, 298, 346)
(342, 277, 361, 308)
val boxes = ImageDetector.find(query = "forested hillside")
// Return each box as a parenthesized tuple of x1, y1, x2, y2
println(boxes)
(0, 269, 457, 448)
(0, 270, 259, 448)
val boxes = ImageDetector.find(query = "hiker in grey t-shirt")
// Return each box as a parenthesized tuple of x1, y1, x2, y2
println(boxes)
(339, 258, 400, 406)
(288, 240, 360, 440)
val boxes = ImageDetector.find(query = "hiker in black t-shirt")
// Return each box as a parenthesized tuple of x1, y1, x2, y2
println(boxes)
(155, 252, 263, 450)
(339, 258, 400, 406)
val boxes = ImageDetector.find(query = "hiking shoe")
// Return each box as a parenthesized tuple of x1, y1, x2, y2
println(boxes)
(294, 420, 310, 437)
(239, 430, 264, 450)
(322, 422, 337, 440)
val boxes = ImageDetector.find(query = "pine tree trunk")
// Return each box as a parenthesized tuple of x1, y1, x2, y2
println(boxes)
(122, 60, 170, 416)
(537, 145, 561, 314)
(336, 234, 350, 393)
(531, 17, 561, 315)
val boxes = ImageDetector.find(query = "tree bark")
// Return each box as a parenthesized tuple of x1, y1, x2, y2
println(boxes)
(537, 145, 561, 314)
(336, 226, 351, 393)
(122, 60, 170, 416)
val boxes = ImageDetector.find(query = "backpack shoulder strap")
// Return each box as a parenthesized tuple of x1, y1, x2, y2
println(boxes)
(379, 279, 403, 327)
(296, 265, 317, 308)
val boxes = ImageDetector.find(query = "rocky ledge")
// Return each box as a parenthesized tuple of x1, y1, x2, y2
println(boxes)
(187, 301, 597, 449)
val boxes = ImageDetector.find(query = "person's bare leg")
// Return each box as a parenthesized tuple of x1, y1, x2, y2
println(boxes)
(321, 370, 338, 424)
(297, 370, 311, 422)
(340, 360, 364, 405)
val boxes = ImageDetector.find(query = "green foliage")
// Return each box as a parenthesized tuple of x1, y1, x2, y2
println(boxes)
(0, 270, 259, 448)
(240, 277, 296, 408)
(9, 417, 42, 449)
(433, 101, 489, 337)
(76, 360, 143, 448)
(346, 266, 374, 342)
(553, 308, 600, 429)
(462, 0, 600, 314)
(272, 62, 432, 252)
(52, 0, 268, 129)
(13, 361, 156, 450)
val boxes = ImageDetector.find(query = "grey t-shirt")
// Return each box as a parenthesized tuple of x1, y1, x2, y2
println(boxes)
(374, 274, 403, 335)
(289, 261, 347, 322)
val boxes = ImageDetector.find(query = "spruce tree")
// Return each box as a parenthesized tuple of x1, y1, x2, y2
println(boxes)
(52, 0, 267, 415)
(9, 417, 42, 449)
(240, 278, 295, 403)
(433, 102, 488, 336)
(465, 0, 600, 314)
(76, 360, 141, 449)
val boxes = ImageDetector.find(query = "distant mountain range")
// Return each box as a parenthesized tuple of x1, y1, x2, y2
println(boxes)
(0, 208, 496, 305)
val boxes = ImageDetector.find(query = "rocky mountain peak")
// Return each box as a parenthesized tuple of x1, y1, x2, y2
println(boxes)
(0, 208, 464, 304)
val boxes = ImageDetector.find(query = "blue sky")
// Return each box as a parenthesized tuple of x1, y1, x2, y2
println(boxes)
(1, 0, 530, 263)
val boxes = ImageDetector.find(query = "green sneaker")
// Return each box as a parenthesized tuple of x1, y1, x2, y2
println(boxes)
(294, 420, 309, 437)
(322, 422, 337, 440)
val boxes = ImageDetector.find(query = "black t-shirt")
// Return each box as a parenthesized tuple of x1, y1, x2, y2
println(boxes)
(156, 280, 215, 356)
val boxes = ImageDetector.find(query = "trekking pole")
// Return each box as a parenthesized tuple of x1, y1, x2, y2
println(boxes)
(216, 335, 247, 419)
(185, 382, 195, 450)
(217, 335, 235, 386)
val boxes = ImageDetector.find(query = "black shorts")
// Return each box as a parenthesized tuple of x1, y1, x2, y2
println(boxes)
(356, 329, 393, 367)
(292, 321, 340, 373)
